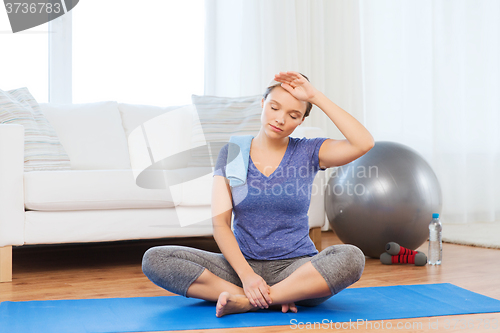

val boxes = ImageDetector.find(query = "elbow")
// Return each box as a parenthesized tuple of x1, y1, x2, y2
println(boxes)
(361, 139, 375, 154)
(212, 215, 232, 232)
(367, 139, 375, 151)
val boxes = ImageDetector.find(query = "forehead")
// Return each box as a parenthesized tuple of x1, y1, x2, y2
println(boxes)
(267, 86, 307, 111)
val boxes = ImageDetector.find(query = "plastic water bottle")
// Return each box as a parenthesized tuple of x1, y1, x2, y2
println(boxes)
(428, 213, 442, 265)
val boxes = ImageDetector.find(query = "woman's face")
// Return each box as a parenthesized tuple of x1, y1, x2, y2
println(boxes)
(260, 86, 306, 138)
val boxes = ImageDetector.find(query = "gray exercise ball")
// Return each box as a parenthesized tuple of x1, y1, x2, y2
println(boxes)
(325, 141, 442, 258)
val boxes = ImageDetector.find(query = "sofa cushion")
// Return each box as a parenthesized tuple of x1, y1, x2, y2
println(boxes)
(119, 103, 195, 175)
(24, 208, 214, 245)
(24, 170, 181, 211)
(39, 102, 131, 170)
(189, 94, 262, 167)
(0, 87, 71, 171)
(118, 103, 184, 139)
(176, 170, 213, 207)
(24, 166, 214, 211)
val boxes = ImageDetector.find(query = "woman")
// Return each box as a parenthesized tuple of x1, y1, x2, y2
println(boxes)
(142, 71, 374, 317)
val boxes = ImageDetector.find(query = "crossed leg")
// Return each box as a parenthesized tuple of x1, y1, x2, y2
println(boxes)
(142, 244, 365, 317)
(187, 260, 332, 317)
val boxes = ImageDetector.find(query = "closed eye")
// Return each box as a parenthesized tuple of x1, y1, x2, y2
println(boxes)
(271, 106, 299, 119)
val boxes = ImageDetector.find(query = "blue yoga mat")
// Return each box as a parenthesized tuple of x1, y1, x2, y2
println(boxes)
(1, 283, 500, 333)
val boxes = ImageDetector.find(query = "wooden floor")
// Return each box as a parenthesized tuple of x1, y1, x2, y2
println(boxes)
(1, 231, 500, 333)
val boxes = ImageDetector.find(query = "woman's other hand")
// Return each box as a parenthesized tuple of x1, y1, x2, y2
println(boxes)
(240, 272, 273, 309)
(273, 71, 318, 102)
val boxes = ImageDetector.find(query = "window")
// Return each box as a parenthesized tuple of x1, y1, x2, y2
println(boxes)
(0, 14, 49, 102)
(0, 0, 204, 106)
(71, 0, 205, 106)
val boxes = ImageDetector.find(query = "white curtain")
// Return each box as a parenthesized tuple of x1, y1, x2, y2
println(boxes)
(204, 0, 500, 225)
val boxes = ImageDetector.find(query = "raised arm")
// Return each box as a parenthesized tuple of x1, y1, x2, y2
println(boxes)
(311, 91, 374, 168)
(211, 175, 272, 308)
(274, 71, 375, 168)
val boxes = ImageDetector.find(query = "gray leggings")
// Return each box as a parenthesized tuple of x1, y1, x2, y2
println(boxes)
(142, 244, 365, 307)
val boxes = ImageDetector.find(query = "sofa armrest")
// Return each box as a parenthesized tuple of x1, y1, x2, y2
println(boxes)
(0, 124, 25, 247)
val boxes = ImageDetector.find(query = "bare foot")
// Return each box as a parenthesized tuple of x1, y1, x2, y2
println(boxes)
(281, 302, 298, 313)
(215, 292, 258, 317)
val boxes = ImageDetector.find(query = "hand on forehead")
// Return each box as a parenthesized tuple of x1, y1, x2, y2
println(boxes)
(273, 71, 306, 85)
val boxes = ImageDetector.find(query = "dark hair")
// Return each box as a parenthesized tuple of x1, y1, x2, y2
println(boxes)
(263, 72, 313, 119)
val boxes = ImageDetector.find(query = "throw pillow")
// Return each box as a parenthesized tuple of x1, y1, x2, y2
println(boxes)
(40, 101, 132, 170)
(123, 103, 196, 174)
(189, 94, 263, 167)
(0, 87, 71, 171)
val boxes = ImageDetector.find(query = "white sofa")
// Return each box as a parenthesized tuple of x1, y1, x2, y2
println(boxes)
(0, 101, 328, 282)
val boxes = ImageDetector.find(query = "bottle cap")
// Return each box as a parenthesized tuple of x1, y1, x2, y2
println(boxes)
(432, 213, 439, 219)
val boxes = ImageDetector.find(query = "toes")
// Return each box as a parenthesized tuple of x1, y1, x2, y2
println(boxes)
(215, 302, 223, 317)
(215, 292, 229, 317)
